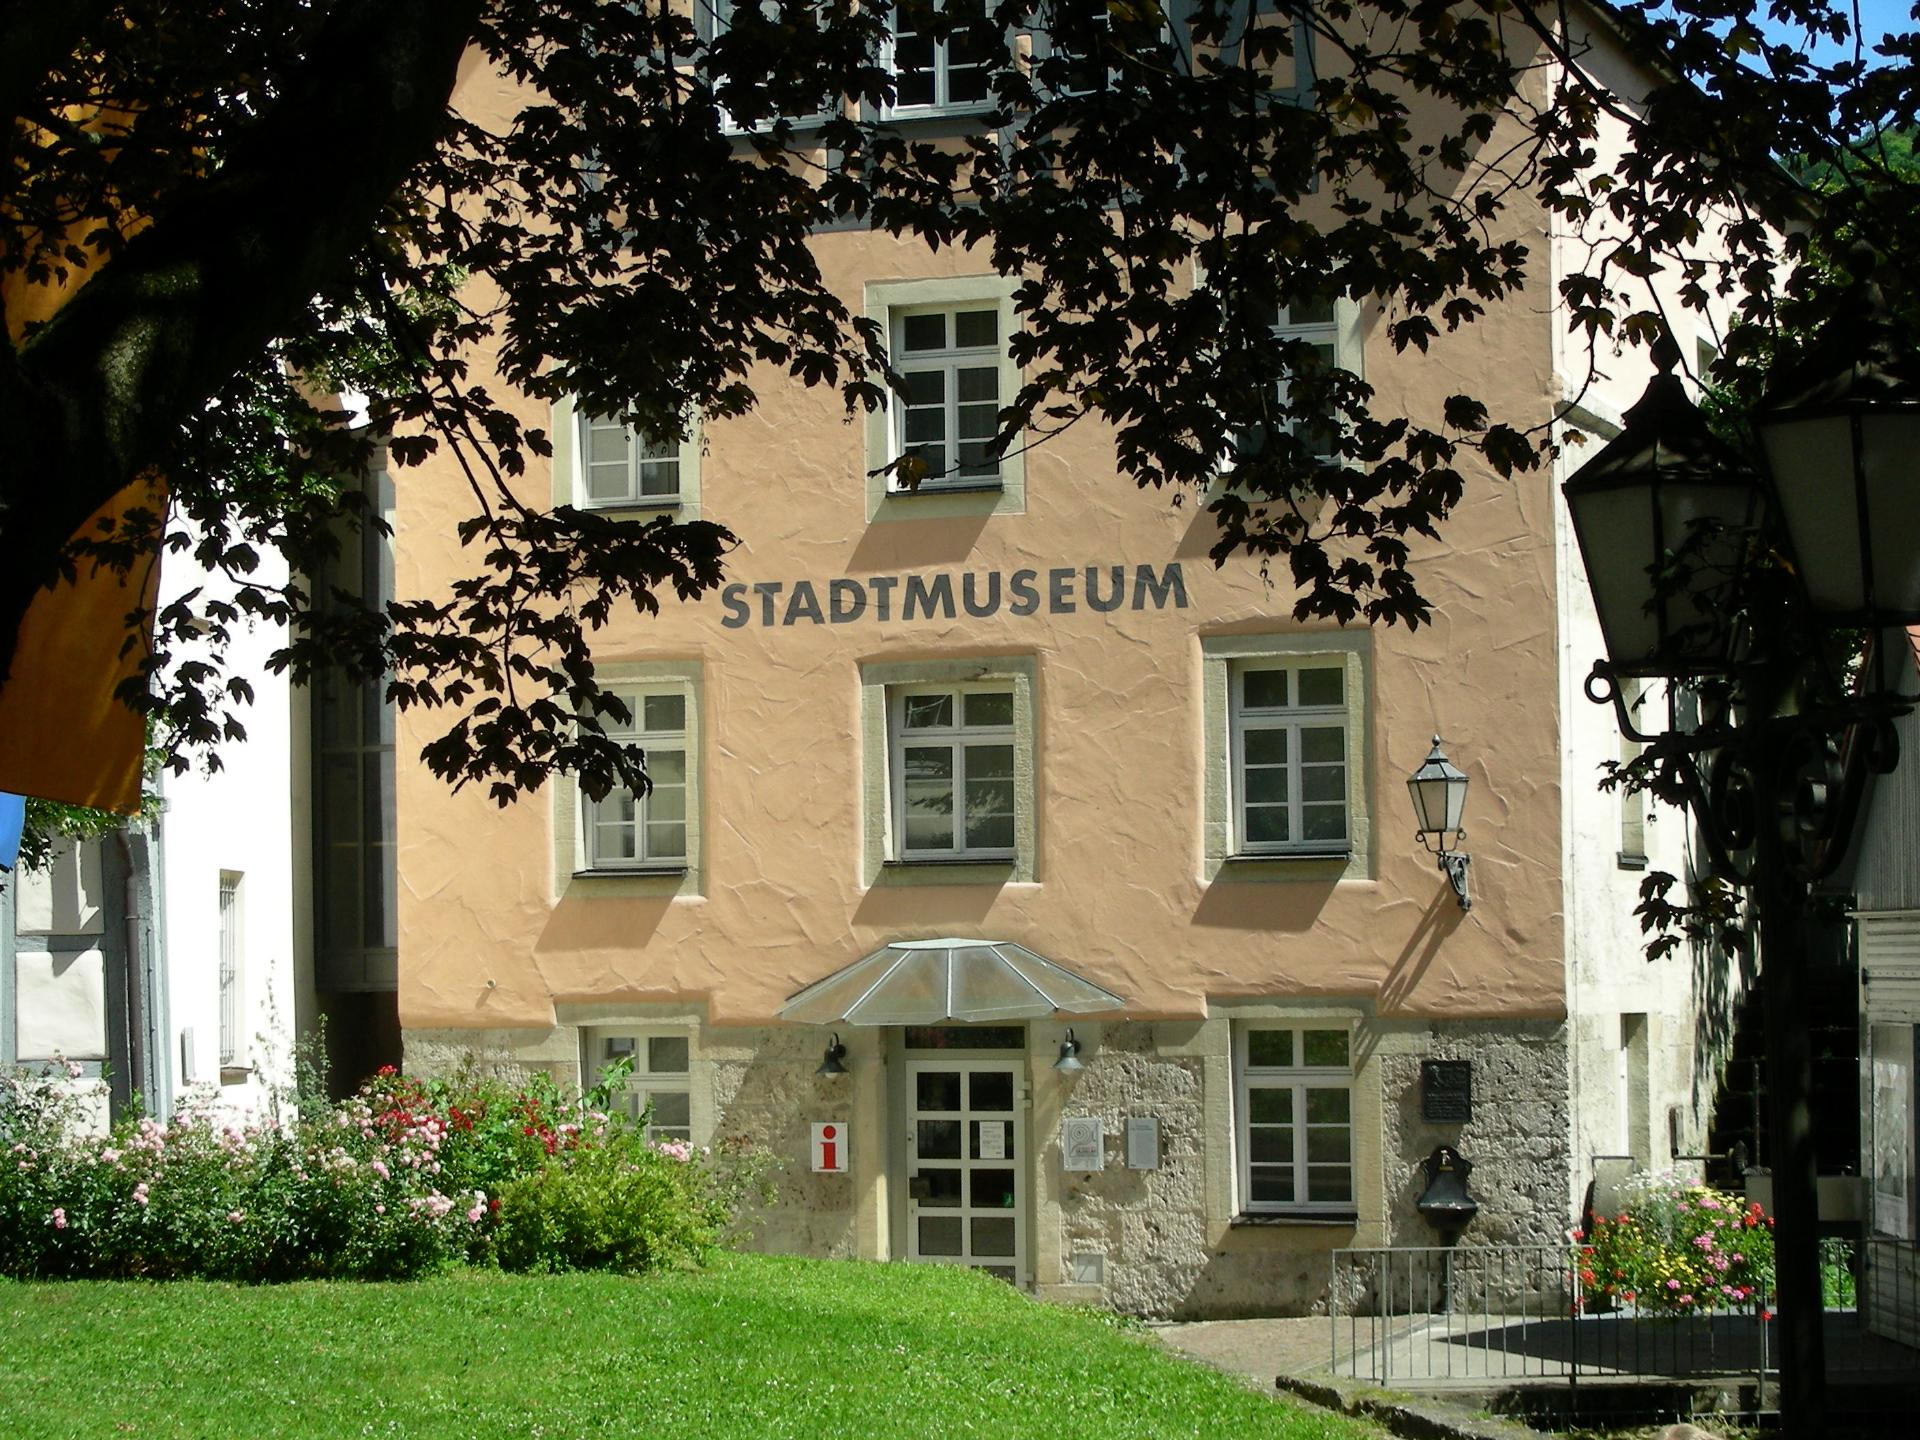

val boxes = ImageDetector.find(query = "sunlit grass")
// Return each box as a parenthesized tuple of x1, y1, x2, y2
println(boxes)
(0, 1252, 1384, 1439)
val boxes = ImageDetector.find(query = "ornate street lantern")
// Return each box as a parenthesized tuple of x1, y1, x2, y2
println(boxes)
(1562, 339, 1770, 678)
(1407, 736, 1471, 911)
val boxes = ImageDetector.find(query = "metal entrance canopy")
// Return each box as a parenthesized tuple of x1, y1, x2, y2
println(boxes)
(779, 938, 1125, 1026)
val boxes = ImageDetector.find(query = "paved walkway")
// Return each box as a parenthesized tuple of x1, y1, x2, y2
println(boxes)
(1150, 1317, 1547, 1440)
(1152, 1316, 1336, 1393)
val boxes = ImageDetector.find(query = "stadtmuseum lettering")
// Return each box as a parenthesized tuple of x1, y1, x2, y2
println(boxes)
(719, 563, 1190, 629)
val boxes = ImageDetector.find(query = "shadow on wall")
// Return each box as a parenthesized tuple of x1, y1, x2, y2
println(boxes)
(1378, 888, 1466, 1014)
(1175, 1224, 1357, 1320)
(851, 879, 1005, 931)
(1189, 875, 1342, 935)
(535, 892, 675, 956)
(847, 512, 995, 574)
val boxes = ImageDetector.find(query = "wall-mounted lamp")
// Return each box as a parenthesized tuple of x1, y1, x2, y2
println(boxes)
(816, 1032, 849, 1077)
(1407, 736, 1472, 912)
(1054, 1029, 1085, 1073)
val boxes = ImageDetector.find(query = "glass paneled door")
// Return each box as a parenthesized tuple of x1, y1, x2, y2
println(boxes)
(906, 1060, 1024, 1281)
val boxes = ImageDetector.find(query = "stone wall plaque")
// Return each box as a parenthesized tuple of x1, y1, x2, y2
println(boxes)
(1125, 1117, 1160, 1170)
(1421, 1060, 1473, 1124)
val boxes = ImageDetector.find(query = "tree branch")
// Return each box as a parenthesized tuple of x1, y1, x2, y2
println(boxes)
(0, 0, 481, 684)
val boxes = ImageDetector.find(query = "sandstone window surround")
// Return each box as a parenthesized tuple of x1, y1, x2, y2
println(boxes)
(590, 1029, 694, 1144)
(553, 661, 705, 900)
(1234, 1022, 1355, 1217)
(864, 275, 1026, 522)
(1200, 631, 1371, 883)
(549, 394, 703, 519)
(860, 656, 1037, 886)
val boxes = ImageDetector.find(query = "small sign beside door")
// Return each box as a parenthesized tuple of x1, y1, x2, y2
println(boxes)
(811, 1121, 848, 1173)
(1125, 1116, 1159, 1170)
(1062, 1115, 1104, 1171)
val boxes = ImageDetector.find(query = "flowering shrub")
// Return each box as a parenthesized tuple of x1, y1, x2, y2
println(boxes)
(491, 1135, 734, 1274)
(1573, 1172, 1776, 1316)
(0, 1057, 761, 1282)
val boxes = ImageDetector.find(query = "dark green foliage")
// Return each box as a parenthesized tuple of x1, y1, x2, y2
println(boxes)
(2, 2, 1913, 807)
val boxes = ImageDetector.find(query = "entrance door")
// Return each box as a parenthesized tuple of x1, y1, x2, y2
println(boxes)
(906, 1059, 1024, 1281)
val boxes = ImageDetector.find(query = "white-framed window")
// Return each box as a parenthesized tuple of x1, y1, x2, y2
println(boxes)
(1035, 0, 1167, 99)
(706, 0, 838, 131)
(577, 411, 684, 507)
(217, 871, 243, 1069)
(891, 303, 1004, 490)
(890, 684, 1017, 860)
(583, 688, 690, 870)
(890, 0, 1002, 114)
(1232, 293, 1342, 465)
(1236, 1025, 1354, 1214)
(1230, 658, 1350, 856)
(597, 1032, 693, 1143)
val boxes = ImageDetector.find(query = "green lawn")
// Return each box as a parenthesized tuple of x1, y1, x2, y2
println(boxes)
(0, 1253, 1382, 1439)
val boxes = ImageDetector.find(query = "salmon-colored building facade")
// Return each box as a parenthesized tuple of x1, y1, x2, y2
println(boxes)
(393, 10, 1721, 1315)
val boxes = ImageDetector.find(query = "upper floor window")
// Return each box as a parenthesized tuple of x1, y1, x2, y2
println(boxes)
(579, 412, 683, 507)
(1037, 0, 1166, 99)
(1231, 659, 1348, 856)
(1236, 1025, 1354, 1214)
(707, 0, 837, 131)
(892, 304, 1003, 490)
(891, 0, 1001, 114)
(1234, 293, 1342, 465)
(891, 685, 1017, 860)
(584, 689, 689, 870)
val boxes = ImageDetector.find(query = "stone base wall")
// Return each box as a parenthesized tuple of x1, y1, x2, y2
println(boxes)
(404, 1010, 1571, 1321)
(1381, 1021, 1572, 1251)
(1049, 1021, 1210, 1316)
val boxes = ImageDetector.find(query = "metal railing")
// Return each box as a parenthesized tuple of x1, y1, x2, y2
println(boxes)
(1329, 1238, 1920, 1388)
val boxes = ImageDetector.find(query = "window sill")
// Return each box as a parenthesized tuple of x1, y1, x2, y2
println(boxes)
(573, 865, 689, 878)
(577, 498, 685, 515)
(1230, 1211, 1359, 1228)
(872, 857, 1023, 888)
(884, 856, 1015, 868)
(1617, 851, 1649, 871)
(887, 481, 1005, 497)
(884, 103, 1000, 124)
(1224, 850, 1352, 864)
(218, 1065, 253, 1087)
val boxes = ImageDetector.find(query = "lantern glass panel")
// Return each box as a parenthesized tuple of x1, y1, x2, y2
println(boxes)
(1408, 773, 1466, 837)
(1763, 411, 1920, 622)
(1567, 477, 1762, 676)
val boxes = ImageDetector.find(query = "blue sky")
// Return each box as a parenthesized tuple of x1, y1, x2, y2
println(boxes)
(1751, 0, 1914, 64)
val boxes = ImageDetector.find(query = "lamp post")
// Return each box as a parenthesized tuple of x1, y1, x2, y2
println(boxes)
(1562, 312, 1920, 1432)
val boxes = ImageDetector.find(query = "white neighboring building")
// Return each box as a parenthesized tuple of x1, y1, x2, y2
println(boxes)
(2, 543, 306, 1125)
(154, 541, 300, 1116)
(1546, 7, 1748, 1211)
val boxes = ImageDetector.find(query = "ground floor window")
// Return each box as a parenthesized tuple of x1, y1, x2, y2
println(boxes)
(595, 1031, 692, 1143)
(1235, 1024, 1354, 1214)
